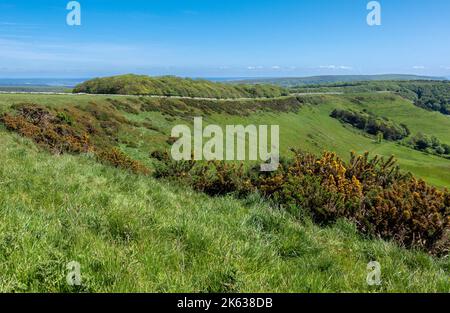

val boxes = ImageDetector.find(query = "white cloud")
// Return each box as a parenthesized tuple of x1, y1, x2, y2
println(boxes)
(319, 65, 352, 70)
(247, 66, 264, 70)
(319, 65, 335, 69)
(0, 38, 138, 63)
(271, 65, 281, 70)
(412, 65, 426, 69)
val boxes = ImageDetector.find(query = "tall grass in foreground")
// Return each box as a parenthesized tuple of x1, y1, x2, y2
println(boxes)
(0, 128, 449, 292)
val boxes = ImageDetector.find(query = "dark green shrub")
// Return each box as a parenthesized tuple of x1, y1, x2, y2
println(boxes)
(330, 108, 409, 140)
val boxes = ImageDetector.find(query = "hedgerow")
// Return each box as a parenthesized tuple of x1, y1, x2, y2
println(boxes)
(138, 95, 306, 117)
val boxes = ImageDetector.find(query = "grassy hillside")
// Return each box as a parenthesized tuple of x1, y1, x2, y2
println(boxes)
(0, 91, 449, 292)
(192, 93, 450, 188)
(73, 74, 289, 99)
(0, 92, 449, 187)
(0, 86, 72, 93)
(233, 75, 446, 87)
(293, 80, 450, 115)
(0, 128, 448, 292)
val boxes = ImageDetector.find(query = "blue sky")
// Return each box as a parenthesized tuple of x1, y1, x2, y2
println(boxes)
(1, 0, 450, 78)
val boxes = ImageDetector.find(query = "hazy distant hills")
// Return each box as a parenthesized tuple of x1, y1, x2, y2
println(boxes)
(232, 74, 448, 87)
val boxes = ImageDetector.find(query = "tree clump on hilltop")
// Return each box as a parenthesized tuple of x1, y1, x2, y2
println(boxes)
(73, 74, 289, 99)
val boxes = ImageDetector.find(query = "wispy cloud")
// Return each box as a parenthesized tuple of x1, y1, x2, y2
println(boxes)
(247, 66, 264, 70)
(412, 65, 426, 69)
(319, 65, 352, 70)
(0, 37, 172, 74)
(0, 38, 135, 63)
(246, 66, 283, 71)
(0, 22, 41, 30)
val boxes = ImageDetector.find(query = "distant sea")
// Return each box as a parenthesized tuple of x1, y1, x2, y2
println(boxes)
(0, 77, 254, 87)
(0, 78, 88, 88)
(201, 77, 255, 82)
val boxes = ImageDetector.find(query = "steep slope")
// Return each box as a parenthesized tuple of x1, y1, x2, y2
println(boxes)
(0, 128, 448, 292)
(293, 81, 450, 115)
(1, 93, 450, 187)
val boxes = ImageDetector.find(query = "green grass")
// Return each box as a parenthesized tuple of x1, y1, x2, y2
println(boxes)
(339, 93, 450, 145)
(0, 86, 71, 93)
(0, 129, 448, 292)
(1, 93, 449, 188)
(0, 93, 113, 111)
(0, 92, 449, 292)
(206, 94, 450, 188)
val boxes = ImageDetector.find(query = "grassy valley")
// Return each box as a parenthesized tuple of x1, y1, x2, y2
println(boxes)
(1, 92, 449, 186)
(0, 77, 449, 292)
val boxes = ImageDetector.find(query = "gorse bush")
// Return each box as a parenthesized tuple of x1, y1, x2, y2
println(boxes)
(151, 151, 252, 196)
(256, 151, 448, 255)
(1, 103, 150, 175)
(1, 104, 91, 154)
(97, 147, 150, 175)
(152, 150, 449, 255)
